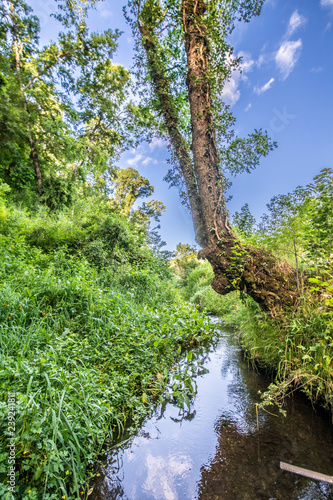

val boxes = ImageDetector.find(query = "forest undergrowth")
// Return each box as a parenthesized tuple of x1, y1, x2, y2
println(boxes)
(0, 195, 215, 499)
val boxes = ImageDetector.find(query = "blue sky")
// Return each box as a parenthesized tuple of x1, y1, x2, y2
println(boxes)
(29, 0, 333, 250)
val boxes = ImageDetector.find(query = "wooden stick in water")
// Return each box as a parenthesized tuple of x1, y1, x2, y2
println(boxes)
(280, 461, 333, 485)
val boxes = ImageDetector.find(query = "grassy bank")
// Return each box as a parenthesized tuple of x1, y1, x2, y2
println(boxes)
(179, 259, 333, 414)
(0, 201, 215, 499)
(174, 170, 333, 415)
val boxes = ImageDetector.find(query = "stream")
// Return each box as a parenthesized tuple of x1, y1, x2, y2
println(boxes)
(90, 319, 333, 500)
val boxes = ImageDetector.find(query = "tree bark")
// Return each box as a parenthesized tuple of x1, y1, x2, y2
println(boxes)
(182, 0, 299, 312)
(139, 22, 207, 247)
(138, 0, 300, 313)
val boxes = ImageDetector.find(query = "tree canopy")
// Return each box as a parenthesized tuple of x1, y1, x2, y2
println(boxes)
(0, 0, 149, 207)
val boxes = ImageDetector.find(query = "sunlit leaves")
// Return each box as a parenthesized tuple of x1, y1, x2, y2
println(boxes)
(232, 203, 255, 236)
(222, 129, 277, 176)
(0, 0, 147, 206)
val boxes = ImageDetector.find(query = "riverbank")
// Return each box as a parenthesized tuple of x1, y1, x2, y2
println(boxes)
(179, 260, 333, 416)
(0, 202, 215, 499)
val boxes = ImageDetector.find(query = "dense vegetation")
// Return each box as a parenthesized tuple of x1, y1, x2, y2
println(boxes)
(175, 169, 333, 415)
(127, 0, 300, 312)
(0, 193, 215, 499)
(0, 2, 215, 498)
(1, 0, 332, 498)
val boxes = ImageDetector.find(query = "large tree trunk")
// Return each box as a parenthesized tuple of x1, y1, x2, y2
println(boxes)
(181, 0, 299, 312)
(139, 22, 207, 247)
(138, 0, 299, 313)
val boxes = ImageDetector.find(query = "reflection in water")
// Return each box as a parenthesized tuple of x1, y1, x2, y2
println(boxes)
(91, 323, 333, 500)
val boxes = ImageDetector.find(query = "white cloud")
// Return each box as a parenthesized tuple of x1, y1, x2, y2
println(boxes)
(142, 157, 158, 166)
(275, 39, 302, 80)
(142, 453, 194, 500)
(286, 11, 306, 38)
(310, 66, 324, 73)
(149, 137, 166, 150)
(95, 3, 113, 18)
(238, 51, 255, 73)
(126, 151, 158, 167)
(222, 73, 242, 106)
(321, 0, 333, 6)
(245, 103, 252, 112)
(254, 77, 275, 95)
(222, 52, 255, 106)
(257, 53, 267, 67)
(127, 154, 143, 166)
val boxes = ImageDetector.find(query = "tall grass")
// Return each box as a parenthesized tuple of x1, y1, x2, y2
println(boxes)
(0, 205, 215, 499)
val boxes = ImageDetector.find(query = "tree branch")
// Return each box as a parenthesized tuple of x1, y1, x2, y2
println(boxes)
(138, 15, 207, 246)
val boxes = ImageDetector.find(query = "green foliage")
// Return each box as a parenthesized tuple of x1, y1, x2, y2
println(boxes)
(183, 261, 214, 301)
(222, 129, 277, 177)
(177, 169, 333, 413)
(0, 0, 148, 207)
(170, 242, 198, 287)
(0, 199, 215, 499)
(239, 288, 333, 415)
(113, 167, 155, 217)
(232, 203, 256, 236)
(303, 168, 333, 270)
(180, 258, 333, 415)
(126, 0, 273, 200)
(233, 169, 333, 285)
(173, 256, 239, 318)
(226, 170, 333, 414)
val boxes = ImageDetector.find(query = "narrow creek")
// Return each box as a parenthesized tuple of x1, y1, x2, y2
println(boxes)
(90, 319, 333, 500)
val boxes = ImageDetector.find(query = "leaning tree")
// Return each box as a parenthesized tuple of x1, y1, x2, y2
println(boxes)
(125, 0, 300, 313)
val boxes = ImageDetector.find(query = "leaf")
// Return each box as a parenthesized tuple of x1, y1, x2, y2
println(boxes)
(34, 466, 44, 480)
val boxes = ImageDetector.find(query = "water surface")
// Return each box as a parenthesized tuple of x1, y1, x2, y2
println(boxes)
(91, 321, 333, 499)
